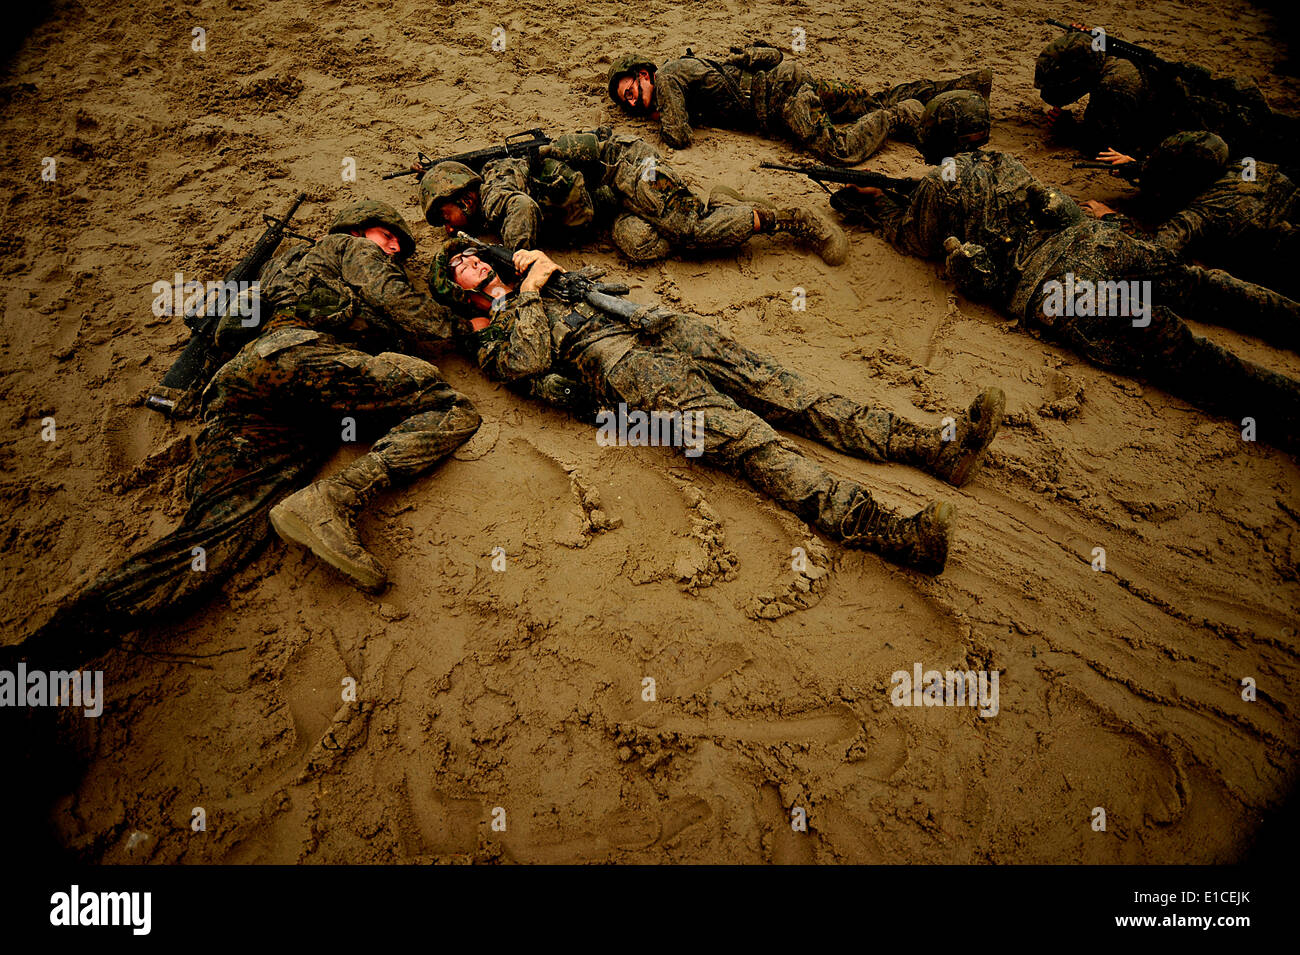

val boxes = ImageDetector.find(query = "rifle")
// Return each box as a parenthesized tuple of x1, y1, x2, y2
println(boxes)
(145, 193, 311, 417)
(383, 128, 552, 180)
(1071, 160, 1141, 181)
(1045, 19, 1167, 69)
(458, 235, 639, 320)
(759, 161, 922, 195)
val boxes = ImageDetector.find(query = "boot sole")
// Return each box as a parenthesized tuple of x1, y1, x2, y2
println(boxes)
(270, 500, 388, 594)
(915, 501, 956, 575)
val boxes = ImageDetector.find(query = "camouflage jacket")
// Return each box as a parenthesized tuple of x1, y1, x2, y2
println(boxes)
(257, 233, 457, 349)
(1075, 56, 1279, 160)
(465, 288, 637, 388)
(650, 45, 785, 147)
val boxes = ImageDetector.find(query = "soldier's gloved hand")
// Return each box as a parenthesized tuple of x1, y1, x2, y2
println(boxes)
(942, 237, 999, 300)
(538, 132, 601, 165)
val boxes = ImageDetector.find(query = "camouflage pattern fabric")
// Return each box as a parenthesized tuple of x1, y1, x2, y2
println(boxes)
(464, 285, 918, 542)
(15, 234, 475, 669)
(1038, 38, 1300, 170)
(852, 150, 1300, 449)
(478, 156, 596, 251)
(647, 49, 975, 165)
(594, 131, 757, 261)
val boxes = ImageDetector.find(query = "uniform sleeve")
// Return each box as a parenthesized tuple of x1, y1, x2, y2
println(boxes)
(338, 240, 458, 342)
(477, 291, 554, 381)
(480, 157, 542, 251)
(654, 62, 695, 149)
(1152, 208, 1205, 257)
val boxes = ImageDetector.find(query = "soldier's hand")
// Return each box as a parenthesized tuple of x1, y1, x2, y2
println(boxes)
(515, 250, 563, 291)
(1096, 148, 1135, 166)
(849, 185, 884, 199)
(1081, 199, 1117, 218)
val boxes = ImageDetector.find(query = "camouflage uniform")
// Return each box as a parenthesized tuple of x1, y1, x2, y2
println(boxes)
(841, 150, 1300, 450)
(1034, 32, 1300, 171)
(542, 127, 846, 264)
(16, 204, 478, 668)
(478, 156, 597, 250)
(1119, 132, 1300, 311)
(610, 45, 991, 166)
(429, 239, 1009, 573)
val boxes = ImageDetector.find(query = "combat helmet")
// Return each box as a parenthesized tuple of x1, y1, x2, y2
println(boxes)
(918, 91, 990, 165)
(328, 199, 416, 259)
(1141, 130, 1230, 204)
(608, 53, 659, 108)
(420, 161, 484, 226)
(428, 234, 494, 319)
(1034, 32, 1106, 107)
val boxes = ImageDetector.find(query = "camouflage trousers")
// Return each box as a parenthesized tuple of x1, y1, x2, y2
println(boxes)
(1022, 253, 1300, 450)
(17, 331, 479, 669)
(481, 156, 595, 251)
(642, 308, 900, 459)
(602, 135, 757, 262)
(757, 62, 962, 165)
(597, 311, 930, 540)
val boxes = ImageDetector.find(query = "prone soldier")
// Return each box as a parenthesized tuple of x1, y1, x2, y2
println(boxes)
(428, 235, 1010, 575)
(608, 43, 991, 165)
(419, 127, 849, 264)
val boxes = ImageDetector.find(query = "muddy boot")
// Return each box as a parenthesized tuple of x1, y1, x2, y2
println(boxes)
(773, 206, 849, 266)
(887, 387, 1005, 486)
(938, 68, 993, 102)
(270, 452, 393, 593)
(840, 495, 955, 574)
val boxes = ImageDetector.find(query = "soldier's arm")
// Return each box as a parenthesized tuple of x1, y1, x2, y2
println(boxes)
(480, 157, 542, 251)
(1151, 207, 1207, 257)
(479, 292, 554, 381)
(340, 240, 459, 341)
(655, 62, 696, 149)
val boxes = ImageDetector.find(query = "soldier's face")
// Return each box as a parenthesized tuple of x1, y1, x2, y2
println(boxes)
(357, 226, 402, 256)
(438, 190, 480, 231)
(617, 71, 653, 111)
(450, 252, 494, 290)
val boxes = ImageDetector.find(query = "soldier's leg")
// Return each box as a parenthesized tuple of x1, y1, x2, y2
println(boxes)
(611, 213, 673, 262)
(825, 70, 993, 113)
(480, 157, 543, 251)
(603, 349, 954, 572)
(1047, 305, 1300, 452)
(644, 307, 1002, 484)
(245, 339, 481, 591)
(1164, 264, 1300, 353)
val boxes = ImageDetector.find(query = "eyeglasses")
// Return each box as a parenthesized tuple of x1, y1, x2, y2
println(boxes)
(448, 248, 480, 271)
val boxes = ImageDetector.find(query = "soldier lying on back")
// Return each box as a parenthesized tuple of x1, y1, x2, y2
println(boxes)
(607, 43, 991, 166)
(428, 236, 1010, 575)
(419, 126, 848, 264)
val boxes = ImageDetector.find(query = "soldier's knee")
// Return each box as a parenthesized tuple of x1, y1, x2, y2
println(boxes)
(612, 214, 672, 262)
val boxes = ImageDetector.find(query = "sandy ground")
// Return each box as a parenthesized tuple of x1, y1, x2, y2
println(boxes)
(1, 0, 1297, 864)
